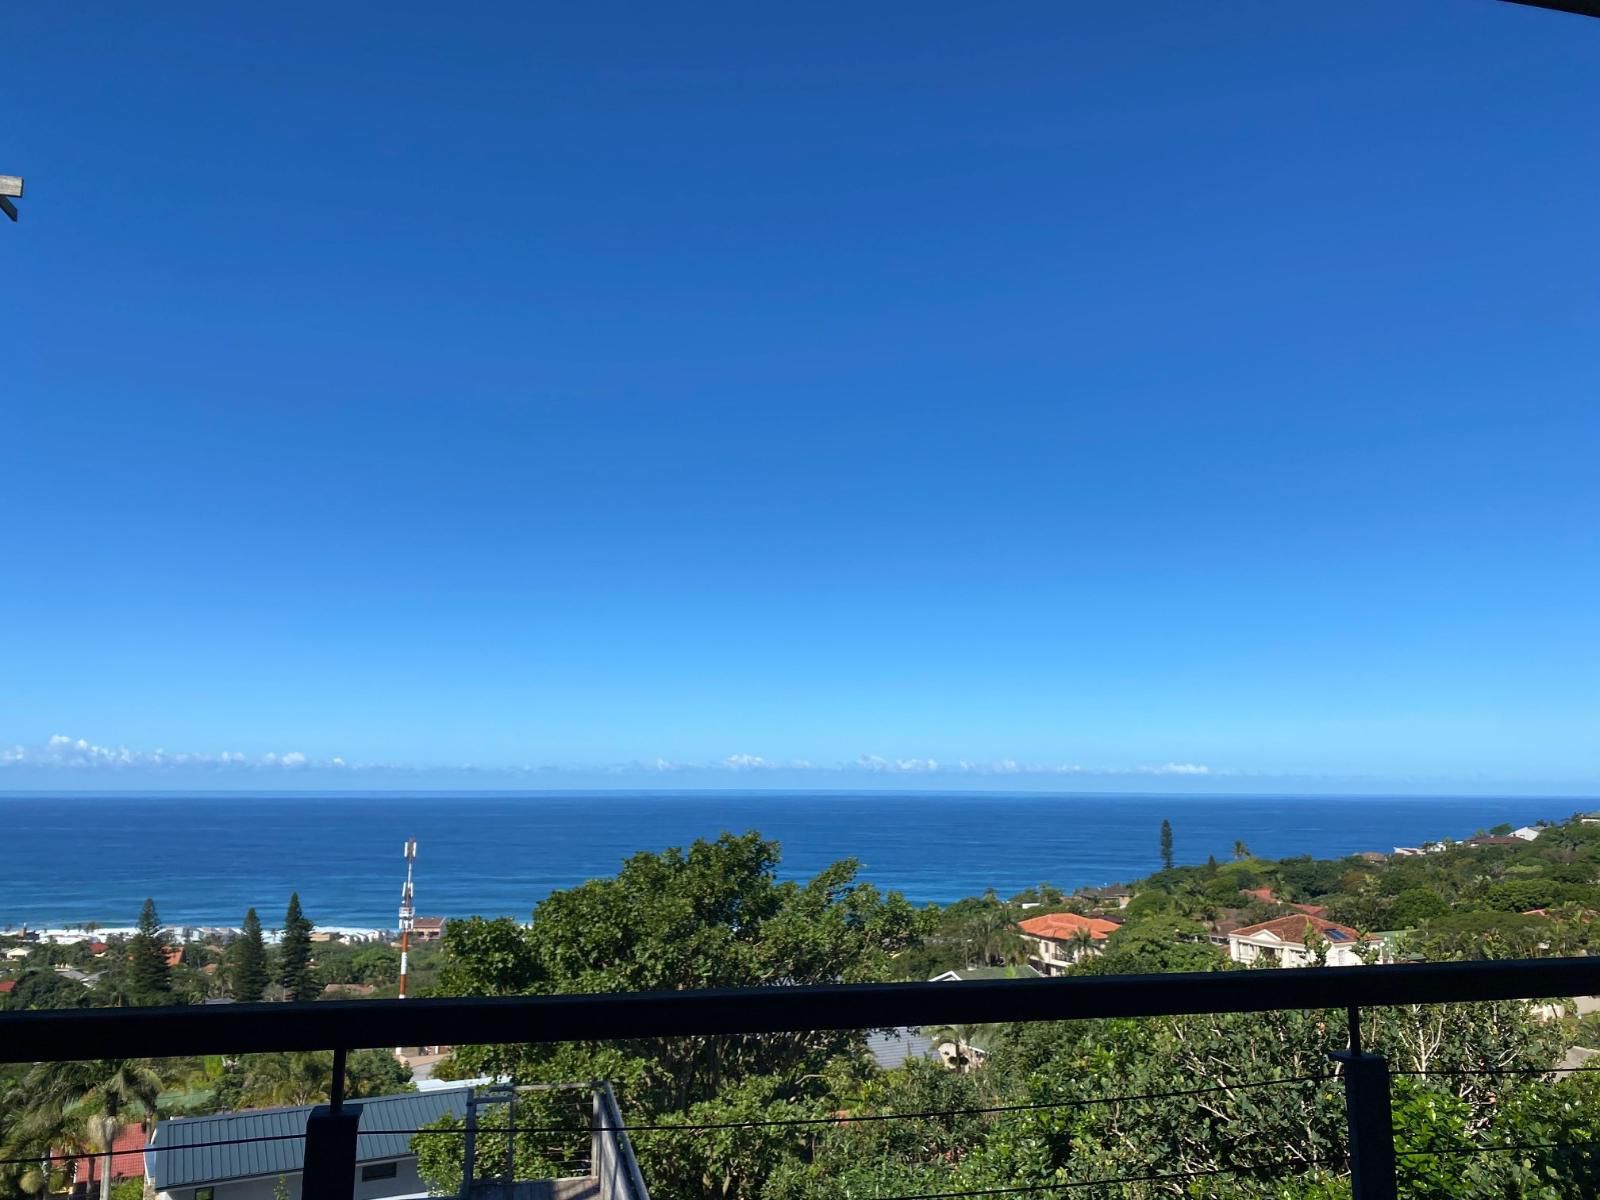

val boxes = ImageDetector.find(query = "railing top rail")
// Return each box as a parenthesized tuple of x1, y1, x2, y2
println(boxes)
(2, 956, 1596, 1064)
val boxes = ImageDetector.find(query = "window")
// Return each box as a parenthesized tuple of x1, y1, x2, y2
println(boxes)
(361, 1163, 399, 1183)
(196, 1189, 215, 1200)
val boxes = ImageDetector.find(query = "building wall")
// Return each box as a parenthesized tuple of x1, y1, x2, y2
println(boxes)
(157, 1157, 429, 1200)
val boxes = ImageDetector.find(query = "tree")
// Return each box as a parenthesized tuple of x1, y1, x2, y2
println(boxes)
(440, 833, 925, 1115)
(277, 894, 316, 1002)
(125, 900, 171, 1005)
(1158, 819, 1174, 871)
(10, 1060, 163, 1200)
(1232, 840, 1250, 861)
(230, 909, 269, 1002)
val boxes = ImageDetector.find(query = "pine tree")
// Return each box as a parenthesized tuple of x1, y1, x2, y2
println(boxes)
(232, 908, 269, 1002)
(1159, 819, 1174, 872)
(278, 893, 316, 1002)
(126, 898, 172, 1004)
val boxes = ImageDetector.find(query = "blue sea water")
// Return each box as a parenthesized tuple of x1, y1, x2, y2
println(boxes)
(0, 791, 1576, 930)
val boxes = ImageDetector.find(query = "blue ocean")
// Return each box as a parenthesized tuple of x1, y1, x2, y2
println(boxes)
(0, 791, 1578, 930)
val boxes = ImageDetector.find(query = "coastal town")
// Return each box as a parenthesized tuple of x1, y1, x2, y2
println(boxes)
(6, 813, 1600, 1200)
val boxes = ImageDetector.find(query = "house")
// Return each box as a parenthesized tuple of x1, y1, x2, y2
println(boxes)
(1464, 835, 1524, 848)
(1288, 903, 1328, 919)
(3, 947, 30, 962)
(149, 1089, 472, 1200)
(1241, 887, 1277, 905)
(929, 965, 1042, 983)
(164, 947, 185, 968)
(1227, 914, 1384, 968)
(61, 1122, 146, 1192)
(1076, 886, 1133, 910)
(410, 917, 447, 942)
(1392, 847, 1425, 857)
(1016, 913, 1119, 976)
(1512, 826, 1543, 842)
(147, 1085, 646, 1200)
(866, 1028, 937, 1070)
(1355, 852, 1387, 864)
(0, 980, 15, 995)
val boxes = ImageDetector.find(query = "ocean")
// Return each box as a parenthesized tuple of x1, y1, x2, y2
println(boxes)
(0, 791, 1575, 930)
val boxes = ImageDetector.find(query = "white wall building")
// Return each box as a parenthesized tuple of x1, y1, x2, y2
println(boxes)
(1227, 914, 1385, 969)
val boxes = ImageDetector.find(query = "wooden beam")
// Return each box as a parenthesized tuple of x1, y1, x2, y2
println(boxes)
(0, 176, 21, 198)
(0, 195, 16, 223)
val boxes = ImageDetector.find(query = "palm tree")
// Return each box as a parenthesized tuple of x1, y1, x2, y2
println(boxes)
(1067, 926, 1099, 963)
(238, 1051, 332, 1107)
(13, 1059, 163, 1200)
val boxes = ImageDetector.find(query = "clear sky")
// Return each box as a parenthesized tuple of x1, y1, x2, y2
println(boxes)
(4, 2, 1597, 794)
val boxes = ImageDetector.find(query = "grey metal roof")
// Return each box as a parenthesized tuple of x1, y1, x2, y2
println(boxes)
(866, 1027, 935, 1070)
(148, 1089, 469, 1189)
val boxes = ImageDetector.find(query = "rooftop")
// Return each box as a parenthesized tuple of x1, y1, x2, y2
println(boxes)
(1230, 914, 1374, 947)
(148, 1088, 469, 1189)
(1017, 912, 1120, 942)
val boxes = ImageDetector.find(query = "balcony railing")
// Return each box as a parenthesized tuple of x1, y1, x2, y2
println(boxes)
(5, 956, 1600, 1200)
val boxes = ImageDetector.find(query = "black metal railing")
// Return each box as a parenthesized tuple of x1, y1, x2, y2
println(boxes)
(5, 956, 1600, 1200)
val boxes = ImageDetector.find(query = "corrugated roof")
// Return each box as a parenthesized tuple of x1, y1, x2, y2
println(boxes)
(148, 1089, 470, 1189)
(866, 1028, 936, 1070)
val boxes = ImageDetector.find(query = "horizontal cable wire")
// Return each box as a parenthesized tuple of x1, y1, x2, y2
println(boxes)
(1393, 1063, 1600, 1078)
(1396, 1138, 1600, 1158)
(0, 1072, 1335, 1168)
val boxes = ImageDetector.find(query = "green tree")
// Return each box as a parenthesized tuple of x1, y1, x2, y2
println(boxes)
(9, 1060, 163, 1200)
(230, 908, 269, 1002)
(1160, 819, 1174, 871)
(1233, 840, 1251, 861)
(277, 893, 316, 1002)
(440, 833, 924, 1116)
(125, 899, 171, 1005)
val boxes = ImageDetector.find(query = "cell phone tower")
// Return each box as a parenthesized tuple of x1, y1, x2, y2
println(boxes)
(398, 839, 417, 999)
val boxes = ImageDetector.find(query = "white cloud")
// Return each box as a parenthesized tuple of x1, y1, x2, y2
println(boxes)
(0, 735, 344, 772)
(0, 734, 1214, 783)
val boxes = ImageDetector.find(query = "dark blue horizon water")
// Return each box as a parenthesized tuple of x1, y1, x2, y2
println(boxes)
(1, 791, 1581, 930)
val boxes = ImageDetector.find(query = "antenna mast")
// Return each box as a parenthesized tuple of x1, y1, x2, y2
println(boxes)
(398, 839, 417, 999)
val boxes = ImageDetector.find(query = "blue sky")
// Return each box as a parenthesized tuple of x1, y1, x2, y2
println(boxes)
(4, 2, 1597, 793)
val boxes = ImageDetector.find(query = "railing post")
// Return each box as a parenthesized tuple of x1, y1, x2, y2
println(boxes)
(460, 1089, 478, 1200)
(304, 1047, 362, 1200)
(1333, 1007, 1397, 1200)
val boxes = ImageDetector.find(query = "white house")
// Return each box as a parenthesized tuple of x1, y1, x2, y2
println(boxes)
(1016, 912, 1121, 977)
(1227, 914, 1385, 969)
(1512, 826, 1543, 842)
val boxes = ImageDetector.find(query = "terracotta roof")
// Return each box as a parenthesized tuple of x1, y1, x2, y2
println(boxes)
(1230, 913, 1372, 946)
(60, 1122, 146, 1181)
(0, 979, 15, 994)
(1017, 912, 1120, 942)
(1242, 887, 1277, 904)
(164, 947, 184, 967)
(1289, 903, 1328, 918)
(413, 916, 447, 931)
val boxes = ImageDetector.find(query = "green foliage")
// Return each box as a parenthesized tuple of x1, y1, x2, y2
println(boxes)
(230, 908, 269, 1002)
(0, 969, 88, 1011)
(109, 1178, 143, 1200)
(414, 1090, 590, 1196)
(443, 834, 925, 1117)
(1160, 819, 1174, 871)
(277, 893, 316, 1002)
(126, 899, 172, 1005)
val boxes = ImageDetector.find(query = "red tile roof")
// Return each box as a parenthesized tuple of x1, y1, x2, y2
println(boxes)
(1289, 903, 1328, 918)
(1017, 912, 1120, 942)
(1230, 913, 1372, 946)
(164, 947, 184, 968)
(413, 916, 447, 931)
(0, 979, 15, 994)
(1242, 887, 1277, 904)
(59, 1123, 146, 1181)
